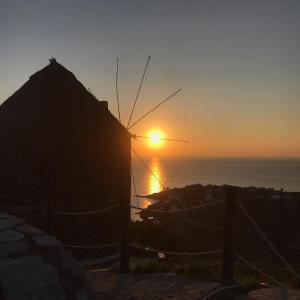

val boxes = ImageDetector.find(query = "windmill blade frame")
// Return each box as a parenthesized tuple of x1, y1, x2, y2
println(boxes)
(126, 56, 151, 129)
(93, 56, 188, 206)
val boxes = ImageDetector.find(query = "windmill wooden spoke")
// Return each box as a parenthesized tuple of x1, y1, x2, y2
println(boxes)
(133, 135, 189, 143)
(88, 88, 97, 98)
(131, 168, 140, 208)
(128, 88, 182, 130)
(116, 58, 121, 122)
(131, 147, 165, 190)
(127, 56, 151, 129)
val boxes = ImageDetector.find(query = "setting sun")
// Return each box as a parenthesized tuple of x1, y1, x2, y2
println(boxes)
(147, 130, 165, 148)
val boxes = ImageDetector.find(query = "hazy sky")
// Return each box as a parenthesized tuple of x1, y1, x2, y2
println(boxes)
(0, 0, 299, 157)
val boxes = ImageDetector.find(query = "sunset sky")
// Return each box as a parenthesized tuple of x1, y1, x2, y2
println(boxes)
(0, 0, 299, 158)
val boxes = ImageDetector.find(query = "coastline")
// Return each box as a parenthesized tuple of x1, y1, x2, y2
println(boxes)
(136, 183, 300, 202)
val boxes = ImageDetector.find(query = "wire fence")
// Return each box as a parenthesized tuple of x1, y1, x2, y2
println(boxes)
(62, 242, 119, 249)
(22, 187, 300, 286)
(52, 204, 119, 216)
(130, 199, 224, 213)
(234, 252, 282, 286)
(130, 244, 223, 256)
(238, 199, 300, 283)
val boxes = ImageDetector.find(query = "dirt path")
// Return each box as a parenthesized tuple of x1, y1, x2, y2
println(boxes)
(88, 271, 220, 300)
(242, 288, 300, 300)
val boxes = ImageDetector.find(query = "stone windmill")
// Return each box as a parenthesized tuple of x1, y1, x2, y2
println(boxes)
(0, 58, 131, 246)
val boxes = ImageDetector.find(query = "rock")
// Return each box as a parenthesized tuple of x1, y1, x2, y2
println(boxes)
(0, 240, 31, 258)
(247, 287, 300, 300)
(15, 224, 44, 236)
(90, 272, 220, 299)
(0, 230, 25, 242)
(0, 256, 66, 300)
(58, 249, 86, 295)
(76, 287, 91, 300)
(0, 213, 89, 299)
(0, 212, 15, 219)
(32, 235, 86, 295)
(0, 217, 25, 231)
(32, 233, 61, 247)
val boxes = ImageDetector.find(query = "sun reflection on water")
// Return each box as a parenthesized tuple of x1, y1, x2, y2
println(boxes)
(148, 158, 163, 195)
(131, 157, 164, 214)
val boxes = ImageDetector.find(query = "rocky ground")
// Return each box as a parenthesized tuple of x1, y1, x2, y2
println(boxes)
(88, 271, 220, 299)
(240, 287, 300, 300)
(87, 270, 300, 300)
(1, 211, 299, 299)
(0, 212, 98, 300)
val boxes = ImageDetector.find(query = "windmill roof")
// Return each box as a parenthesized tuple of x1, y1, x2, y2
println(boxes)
(0, 59, 128, 137)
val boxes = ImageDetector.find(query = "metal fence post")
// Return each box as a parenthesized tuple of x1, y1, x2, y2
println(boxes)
(277, 188, 284, 252)
(120, 193, 130, 272)
(222, 185, 237, 282)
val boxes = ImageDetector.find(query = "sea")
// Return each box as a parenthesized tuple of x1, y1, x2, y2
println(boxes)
(131, 157, 300, 210)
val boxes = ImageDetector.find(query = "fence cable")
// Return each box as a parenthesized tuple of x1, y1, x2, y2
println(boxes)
(131, 199, 224, 214)
(235, 252, 282, 286)
(62, 242, 119, 249)
(53, 204, 119, 216)
(130, 243, 222, 256)
(238, 199, 300, 282)
(182, 216, 223, 230)
(24, 210, 45, 220)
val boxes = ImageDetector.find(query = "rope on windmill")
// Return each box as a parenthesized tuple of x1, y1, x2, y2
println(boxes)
(131, 147, 166, 190)
(150, 57, 181, 90)
(130, 199, 225, 213)
(238, 199, 300, 283)
(52, 204, 119, 216)
(128, 88, 182, 130)
(118, 55, 150, 60)
(89, 59, 117, 89)
(129, 243, 222, 256)
(62, 242, 119, 249)
(235, 252, 282, 286)
(134, 135, 189, 143)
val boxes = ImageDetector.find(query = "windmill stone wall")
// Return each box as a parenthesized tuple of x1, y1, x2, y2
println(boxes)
(0, 59, 131, 246)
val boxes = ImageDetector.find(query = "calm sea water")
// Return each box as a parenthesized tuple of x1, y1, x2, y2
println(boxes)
(131, 157, 300, 209)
